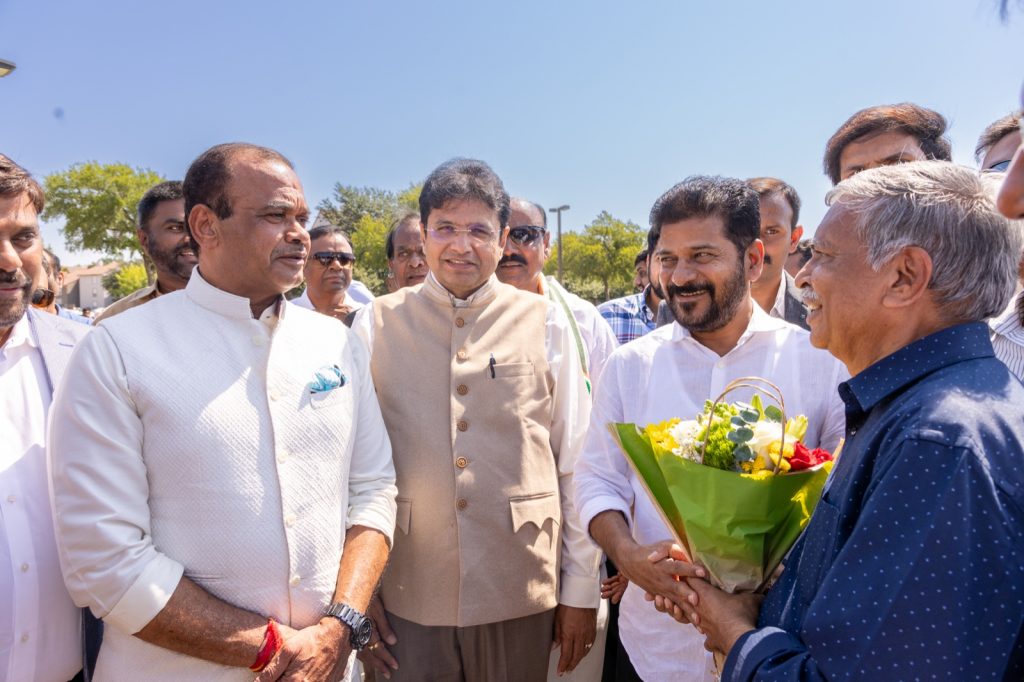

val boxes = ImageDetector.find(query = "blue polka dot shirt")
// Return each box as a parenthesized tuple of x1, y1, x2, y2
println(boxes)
(724, 322, 1024, 681)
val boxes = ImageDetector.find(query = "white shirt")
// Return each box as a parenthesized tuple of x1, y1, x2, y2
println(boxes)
(48, 271, 397, 681)
(0, 315, 81, 682)
(352, 273, 601, 608)
(991, 289, 1024, 381)
(541, 276, 618, 392)
(574, 303, 847, 681)
(290, 288, 365, 314)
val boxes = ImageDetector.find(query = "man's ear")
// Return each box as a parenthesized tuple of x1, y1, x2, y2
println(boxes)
(789, 225, 804, 253)
(881, 245, 933, 309)
(189, 205, 218, 251)
(746, 239, 765, 282)
(136, 228, 150, 256)
(496, 225, 509, 250)
(542, 230, 552, 259)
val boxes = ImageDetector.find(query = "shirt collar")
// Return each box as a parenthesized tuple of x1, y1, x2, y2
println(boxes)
(1, 313, 35, 356)
(842, 322, 994, 413)
(186, 268, 285, 322)
(770, 275, 788, 319)
(639, 287, 656, 320)
(422, 271, 499, 308)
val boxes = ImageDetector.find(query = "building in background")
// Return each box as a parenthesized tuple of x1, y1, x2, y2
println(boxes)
(60, 262, 120, 310)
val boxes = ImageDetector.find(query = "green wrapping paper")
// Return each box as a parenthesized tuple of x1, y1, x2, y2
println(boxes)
(609, 422, 832, 593)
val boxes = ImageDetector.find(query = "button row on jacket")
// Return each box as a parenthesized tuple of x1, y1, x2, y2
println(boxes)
(456, 384, 468, 395)
(455, 457, 468, 469)
(455, 317, 465, 328)
(456, 498, 468, 510)
(457, 420, 468, 432)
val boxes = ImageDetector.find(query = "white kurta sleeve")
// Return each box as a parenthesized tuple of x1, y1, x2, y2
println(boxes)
(545, 306, 602, 609)
(344, 329, 398, 544)
(573, 346, 637, 539)
(46, 327, 185, 636)
(586, 313, 619, 395)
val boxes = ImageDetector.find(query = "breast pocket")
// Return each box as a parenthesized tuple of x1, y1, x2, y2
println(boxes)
(308, 388, 347, 410)
(493, 361, 535, 379)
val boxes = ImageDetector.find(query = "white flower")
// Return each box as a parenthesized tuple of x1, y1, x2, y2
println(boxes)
(668, 419, 703, 462)
(748, 420, 785, 469)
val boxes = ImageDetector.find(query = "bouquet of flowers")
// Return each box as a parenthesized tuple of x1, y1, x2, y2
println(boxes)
(610, 377, 837, 593)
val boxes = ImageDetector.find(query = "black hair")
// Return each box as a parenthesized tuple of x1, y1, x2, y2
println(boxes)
(419, 158, 509, 228)
(385, 212, 421, 259)
(647, 176, 761, 257)
(137, 180, 184, 232)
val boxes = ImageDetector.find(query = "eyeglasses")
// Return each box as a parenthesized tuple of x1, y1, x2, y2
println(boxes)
(508, 225, 546, 246)
(427, 225, 498, 244)
(984, 159, 1012, 173)
(312, 251, 355, 267)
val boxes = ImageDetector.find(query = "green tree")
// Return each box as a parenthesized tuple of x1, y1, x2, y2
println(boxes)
(317, 185, 399, 234)
(102, 262, 149, 300)
(396, 183, 423, 213)
(546, 212, 646, 301)
(43, 162, 164, 284)
(349, 214, 390, 295)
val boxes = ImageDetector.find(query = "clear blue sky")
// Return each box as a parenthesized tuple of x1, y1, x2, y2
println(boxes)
(2, 0, 1022, 266)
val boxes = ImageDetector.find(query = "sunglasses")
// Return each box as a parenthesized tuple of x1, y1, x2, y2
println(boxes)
(312, 251, 356, 267)
(984, 159, 1012, 173)
(508, 225, 545, 245)
(31, 288, 55, 309)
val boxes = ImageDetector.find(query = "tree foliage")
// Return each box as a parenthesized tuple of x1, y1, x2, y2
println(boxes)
(43, 163, 164, 267)
(316, 182, 423, 295)
(545, 211, 646, 302)
(102, 262, 149, 300)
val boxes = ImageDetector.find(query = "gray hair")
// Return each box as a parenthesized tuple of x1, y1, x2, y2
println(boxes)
(826, 160, 1023, 322)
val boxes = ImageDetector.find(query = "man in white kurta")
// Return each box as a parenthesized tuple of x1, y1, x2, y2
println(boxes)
(48, 143, 397, 681)
(574, 176, 846, 681)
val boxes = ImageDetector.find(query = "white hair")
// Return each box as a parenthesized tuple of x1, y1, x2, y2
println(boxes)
(826, 161, 1024, 322)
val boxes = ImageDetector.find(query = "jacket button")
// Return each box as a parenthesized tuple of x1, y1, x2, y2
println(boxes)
(455, 457, 468, 468)
(457, 420, 468, 432)
(456, 498, 468, 510)
(456, 384, 468, 395)
(455, 317, 465, 328)
(456, 349, 468, 361)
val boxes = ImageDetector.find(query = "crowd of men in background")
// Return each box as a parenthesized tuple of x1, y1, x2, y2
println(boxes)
(1, 91, 1023, 682)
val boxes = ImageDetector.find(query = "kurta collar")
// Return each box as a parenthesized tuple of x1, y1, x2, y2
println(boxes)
(422, 271, 500, 308)
(186, 268, 286, 322)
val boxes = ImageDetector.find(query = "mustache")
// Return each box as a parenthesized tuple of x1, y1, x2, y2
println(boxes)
(801, 288, 820, 306)
(499, 254, 528, 267)
(668, 281, 715, 297)
(0, 271, 29, 287)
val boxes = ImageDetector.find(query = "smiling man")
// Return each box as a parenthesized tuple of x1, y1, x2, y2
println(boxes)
(496, 197, 617, 390)
(352, 159, 600, 681)
(48, 143, 397, 680)
(823, 103, 952, 185)
(671, 162, 1024, 681)
(94, 181, 196, 323)
(573, 175, 845, 681)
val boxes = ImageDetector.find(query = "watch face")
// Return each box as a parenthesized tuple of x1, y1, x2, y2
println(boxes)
(354, 618, 373, 648)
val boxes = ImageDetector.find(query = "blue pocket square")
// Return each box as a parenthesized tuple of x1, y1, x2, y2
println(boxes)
(309, 365, 347, 394)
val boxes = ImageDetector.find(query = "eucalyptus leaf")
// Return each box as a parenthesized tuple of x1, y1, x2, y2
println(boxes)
(764, 405, 783, 422)
(734, 444, 754, 461)
(739, 409, 760, 423)
(727, 427, 754, 443)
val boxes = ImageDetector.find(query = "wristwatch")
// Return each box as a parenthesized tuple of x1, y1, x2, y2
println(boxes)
(324, 602, 373, 651)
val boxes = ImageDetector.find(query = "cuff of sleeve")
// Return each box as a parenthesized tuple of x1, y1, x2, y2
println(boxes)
(723, 627, 804, 682)
(104, 555, 185, 635)
(558, 573, 601, 609)
(346, 500, 397, 548)
(577, 495, 633, 544)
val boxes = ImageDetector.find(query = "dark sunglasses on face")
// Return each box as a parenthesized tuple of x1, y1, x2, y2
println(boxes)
(312, 251, 356, 267)
(984, 159, 1012, 173)
(31, 288, 55, 308)
(508, 226, 545, 246)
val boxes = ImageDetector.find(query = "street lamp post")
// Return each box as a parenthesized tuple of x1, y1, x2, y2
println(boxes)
(0, 59, 16, 78)
(548, 204, 570, 283)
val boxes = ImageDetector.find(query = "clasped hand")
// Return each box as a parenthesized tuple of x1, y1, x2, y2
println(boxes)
(255, 617, 351, 682)
(641, 542, 762, 657)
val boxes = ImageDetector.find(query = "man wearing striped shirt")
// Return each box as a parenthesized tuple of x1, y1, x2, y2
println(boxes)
(597, 250, 662, 345)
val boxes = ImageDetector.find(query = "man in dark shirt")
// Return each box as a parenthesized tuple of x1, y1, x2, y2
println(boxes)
(657, 161, 1024, 680)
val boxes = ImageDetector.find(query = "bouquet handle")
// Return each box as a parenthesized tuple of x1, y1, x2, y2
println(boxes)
(701, 376, 788, 475)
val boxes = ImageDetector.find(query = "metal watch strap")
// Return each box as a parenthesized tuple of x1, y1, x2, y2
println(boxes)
(324, 602, 370, 650)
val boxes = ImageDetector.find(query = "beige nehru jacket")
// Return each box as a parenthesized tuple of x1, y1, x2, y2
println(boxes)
(353, 274, 600, 627)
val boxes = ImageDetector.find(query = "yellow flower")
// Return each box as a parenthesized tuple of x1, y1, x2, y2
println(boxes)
(645, 419, 681, 454)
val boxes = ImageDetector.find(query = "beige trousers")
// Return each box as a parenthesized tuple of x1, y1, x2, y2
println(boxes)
(385, 609, 557, 682)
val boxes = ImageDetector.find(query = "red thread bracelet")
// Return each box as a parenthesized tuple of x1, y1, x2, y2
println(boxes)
(249, 618, 283, 672)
